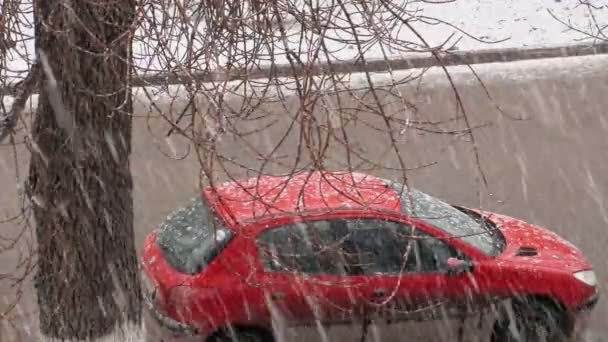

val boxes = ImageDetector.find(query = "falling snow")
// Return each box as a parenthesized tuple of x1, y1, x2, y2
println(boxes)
(1, 0, 608, 341)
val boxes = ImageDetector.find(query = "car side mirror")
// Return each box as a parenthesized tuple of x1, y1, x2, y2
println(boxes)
(446, 257, 473, 275)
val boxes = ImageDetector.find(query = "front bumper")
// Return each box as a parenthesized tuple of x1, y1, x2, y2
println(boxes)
(575, 290, 599, 312)
(571, 289, 600, 339)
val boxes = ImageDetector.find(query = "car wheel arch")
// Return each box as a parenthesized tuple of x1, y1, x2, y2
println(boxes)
(504, 293, 570, 324)
(511, 294, 567, 313)
(492, 293, 573, 339)
(206, 324, 274, 342)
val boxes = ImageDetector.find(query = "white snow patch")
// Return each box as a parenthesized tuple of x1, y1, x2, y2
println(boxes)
(3, 0, 608, 81)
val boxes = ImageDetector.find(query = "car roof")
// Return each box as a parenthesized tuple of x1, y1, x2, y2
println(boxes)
(203, 171, 403, 225)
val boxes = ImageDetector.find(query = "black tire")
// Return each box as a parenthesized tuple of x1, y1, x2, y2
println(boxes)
(491, 298, 569, 342)
(208, 328, 274, 342)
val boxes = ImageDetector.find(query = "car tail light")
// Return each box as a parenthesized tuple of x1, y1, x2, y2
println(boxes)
(141, 271, 156, 296)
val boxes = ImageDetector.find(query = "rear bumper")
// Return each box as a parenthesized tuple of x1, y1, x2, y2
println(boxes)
(143, 290, 204, 342)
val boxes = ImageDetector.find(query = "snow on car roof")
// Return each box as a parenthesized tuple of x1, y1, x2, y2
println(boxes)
(203, 171, 402, 224)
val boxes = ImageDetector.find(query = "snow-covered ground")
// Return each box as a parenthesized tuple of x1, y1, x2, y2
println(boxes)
(4, 0, 607, 82)
(414, 0, 607, 50)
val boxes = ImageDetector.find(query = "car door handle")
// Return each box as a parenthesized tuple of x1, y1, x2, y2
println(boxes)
(372, 288, 387, 298)
(271, 291, 285, 300)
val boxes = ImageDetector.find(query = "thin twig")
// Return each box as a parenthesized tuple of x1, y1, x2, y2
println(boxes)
(0, 62, 40, 143)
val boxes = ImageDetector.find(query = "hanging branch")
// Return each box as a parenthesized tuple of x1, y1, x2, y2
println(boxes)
(0, 62, 40, 143)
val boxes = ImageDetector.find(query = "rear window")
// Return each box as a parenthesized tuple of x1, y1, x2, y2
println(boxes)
(156, 196, 233, 274)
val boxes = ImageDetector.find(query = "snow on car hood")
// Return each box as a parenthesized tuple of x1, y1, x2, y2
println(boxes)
(483, 211, 591, 272)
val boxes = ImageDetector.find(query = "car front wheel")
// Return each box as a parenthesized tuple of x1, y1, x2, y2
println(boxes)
(491, 298, 569, 342)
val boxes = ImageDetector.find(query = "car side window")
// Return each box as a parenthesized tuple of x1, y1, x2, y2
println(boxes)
(256, 218, 466, 276)
(345, 218, 466, 274)
(345, 218, 418, 274)
(256, 220, 349, 275)
(416, 232, 464, 273)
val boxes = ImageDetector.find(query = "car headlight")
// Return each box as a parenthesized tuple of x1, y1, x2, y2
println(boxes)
(574, 270, 597, 287)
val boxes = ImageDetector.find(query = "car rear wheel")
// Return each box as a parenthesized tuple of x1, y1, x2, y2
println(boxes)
(491, 298, 569, 342)
(208, 328, 274, 342)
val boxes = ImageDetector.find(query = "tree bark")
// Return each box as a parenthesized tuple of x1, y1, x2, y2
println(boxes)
(28, 0, 141, 340)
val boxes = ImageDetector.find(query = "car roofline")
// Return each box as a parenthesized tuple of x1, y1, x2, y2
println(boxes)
(236, 206, 402, 225)
(233, 201, 470, 226)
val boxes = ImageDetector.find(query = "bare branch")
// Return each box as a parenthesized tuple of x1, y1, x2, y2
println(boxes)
(0, 62, 39, 143)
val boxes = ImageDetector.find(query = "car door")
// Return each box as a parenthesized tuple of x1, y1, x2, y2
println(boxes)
(254, 218, 367, 340)
(255, 221, 322, 327)
(343, 217, 486, 341)
(413, 224, 500, 342)
(412, 228, 483, 341)
(338, 217, 453, 340)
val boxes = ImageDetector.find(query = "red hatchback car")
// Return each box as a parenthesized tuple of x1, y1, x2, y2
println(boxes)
(142, 171, 598, 342)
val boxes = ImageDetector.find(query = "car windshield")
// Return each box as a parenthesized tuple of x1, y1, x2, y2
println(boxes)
(156, 196, 233, 274)
(385, 181, 502, 256)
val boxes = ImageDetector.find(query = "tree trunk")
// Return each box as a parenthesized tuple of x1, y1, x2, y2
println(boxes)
(28, 0, 141, 340)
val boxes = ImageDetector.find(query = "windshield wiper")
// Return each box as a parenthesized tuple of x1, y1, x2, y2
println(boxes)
(451, 205, 506, 253)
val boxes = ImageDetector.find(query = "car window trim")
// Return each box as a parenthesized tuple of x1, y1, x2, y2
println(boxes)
(254, 214, 475, 276)
(249, 210, 488, 259)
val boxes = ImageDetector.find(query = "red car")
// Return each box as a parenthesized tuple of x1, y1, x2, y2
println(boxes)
(142, 171, 598, 342)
